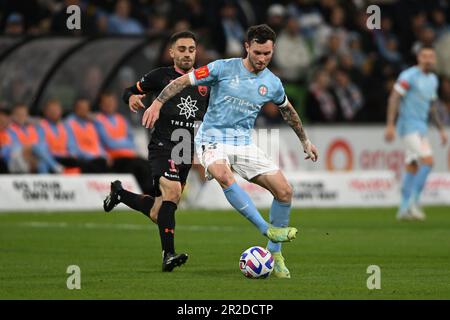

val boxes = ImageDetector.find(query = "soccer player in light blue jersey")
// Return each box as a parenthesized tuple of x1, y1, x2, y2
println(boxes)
(385, 46, 447, 221)
(143, 24, 319, 278)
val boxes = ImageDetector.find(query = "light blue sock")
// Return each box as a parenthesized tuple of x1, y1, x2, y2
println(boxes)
(267, 199, 291, 253)
(410, 164, 432, 203)
(400, 171, 415, 212)
(223, 182, 269, 235)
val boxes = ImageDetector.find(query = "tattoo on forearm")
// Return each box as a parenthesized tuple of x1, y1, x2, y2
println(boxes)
(387, 91, 401, 126)
(156, 77, 189, 104)
(279, 103, 309, 145)
(430, 103, 444, 131)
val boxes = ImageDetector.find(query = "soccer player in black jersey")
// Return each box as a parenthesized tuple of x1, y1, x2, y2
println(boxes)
(103, 31, 209, 272)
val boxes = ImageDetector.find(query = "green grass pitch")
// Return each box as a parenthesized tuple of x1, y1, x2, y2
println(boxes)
(1, 207, 449, 299)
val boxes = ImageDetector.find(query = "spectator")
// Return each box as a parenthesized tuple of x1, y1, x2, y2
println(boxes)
(107, 0, 144, 35)
(0, 108, 11, 173)
(4, 13, 25, 35)
(286, 0, 324, 40)
(352, 10, 376, 54)
(412, 26, 436, 55)
(266, 4, 286, 34)
(171, 0, 209, 32)
(379, 35, 404, 66)
(65, 98, 108, 173)
(323, 31, 348, 59)
(374, 16, 403, 64)
(147, 14, 169, 36)
(39, 99, 81, 172)
(7, 103, 64, 173)
(436, 77, 450, 125)
(332, 68, 364, 121)
(313, 5, 349, 57)
(305, 69, 338, 123)
(94, 91, 153, 194)
(273, 16, 312, 82)
(431, 9, 450, 40)
(213, 1, 246, 57)
(347, 32, 367, 70)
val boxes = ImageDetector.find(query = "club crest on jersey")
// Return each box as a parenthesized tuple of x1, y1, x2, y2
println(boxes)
(258, 85, 268, 96)
(198, 86, 208, 97)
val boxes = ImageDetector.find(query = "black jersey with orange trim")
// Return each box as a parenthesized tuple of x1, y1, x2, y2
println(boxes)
(123, 66, 209, 156)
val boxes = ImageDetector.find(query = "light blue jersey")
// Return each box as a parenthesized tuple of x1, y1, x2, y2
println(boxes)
(394, 66, 439, 136)
(189, 58, 287, 145)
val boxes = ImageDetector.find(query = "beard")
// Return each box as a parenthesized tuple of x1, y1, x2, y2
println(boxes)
(177, 58, 194, 71)
(249, 57, 266, 72)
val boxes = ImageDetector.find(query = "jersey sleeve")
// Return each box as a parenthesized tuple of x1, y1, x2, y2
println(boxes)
(188, 60, 222, 86)
(135, 68, 164, 93)
(272, 79, 288, 107)
(431, 75, 439, 101)
(394, 69, 414, 96)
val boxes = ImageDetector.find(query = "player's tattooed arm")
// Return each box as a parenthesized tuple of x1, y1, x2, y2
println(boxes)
(385, 89, 402, 142)
(279, 101, 308, 144)
(430, 101, 448, 145)
(143, 74, 192, 128)
(156, 74, 191, 104)
(279, 101, 318, 161)
(430, 101, 444, 131)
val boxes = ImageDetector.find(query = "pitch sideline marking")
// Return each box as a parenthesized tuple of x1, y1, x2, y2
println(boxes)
(15, 221, 239, 232)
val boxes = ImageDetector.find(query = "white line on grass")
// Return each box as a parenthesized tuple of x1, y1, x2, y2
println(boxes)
(16, 221, 239, 232)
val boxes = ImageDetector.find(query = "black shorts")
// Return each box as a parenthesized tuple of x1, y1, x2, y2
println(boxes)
(148, 146, 192, 197)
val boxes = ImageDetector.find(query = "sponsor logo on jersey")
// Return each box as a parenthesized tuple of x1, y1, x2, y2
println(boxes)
(223, 95, 262, 111)
(258, 85, 268, 96)
(177, 95, 199, 119)
(194, 66, 209, 80)
(229, 75, 240, 89)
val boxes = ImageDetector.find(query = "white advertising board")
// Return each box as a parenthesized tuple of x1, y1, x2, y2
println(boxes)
(0, 174, 141, 212)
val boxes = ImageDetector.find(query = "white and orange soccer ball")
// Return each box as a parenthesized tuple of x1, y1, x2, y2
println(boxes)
(239, 246, 274, 279)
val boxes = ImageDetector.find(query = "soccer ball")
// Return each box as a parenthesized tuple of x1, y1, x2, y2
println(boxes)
(239, 246, 274, 279)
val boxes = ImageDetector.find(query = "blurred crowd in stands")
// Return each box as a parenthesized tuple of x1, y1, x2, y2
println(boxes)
(0, 92, 154, 192)
(1, 0, 450, 124)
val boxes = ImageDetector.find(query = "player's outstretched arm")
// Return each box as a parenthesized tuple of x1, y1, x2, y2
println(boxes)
(385, 89, 402, 142)
(430, 101, 448, 145)
(142, 74, 192, 128)
(279, 101, 318, 162)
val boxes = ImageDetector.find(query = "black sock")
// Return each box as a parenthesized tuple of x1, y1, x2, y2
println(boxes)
(157, 201, 177, 257)
(118, 189, 154, 218)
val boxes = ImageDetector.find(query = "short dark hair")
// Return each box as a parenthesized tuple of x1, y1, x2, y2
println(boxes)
(100, 90, 115, 98)
(417, 44, 435, 53)
(246, 24, 276, 44)
(11, 102, 27, 111)
(169, 31, 197, 46)
(0, 107, 10, 116)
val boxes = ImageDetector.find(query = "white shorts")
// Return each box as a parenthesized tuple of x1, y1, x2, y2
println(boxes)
(196, 142, 279, 181)
(402, 132, 433, 164)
